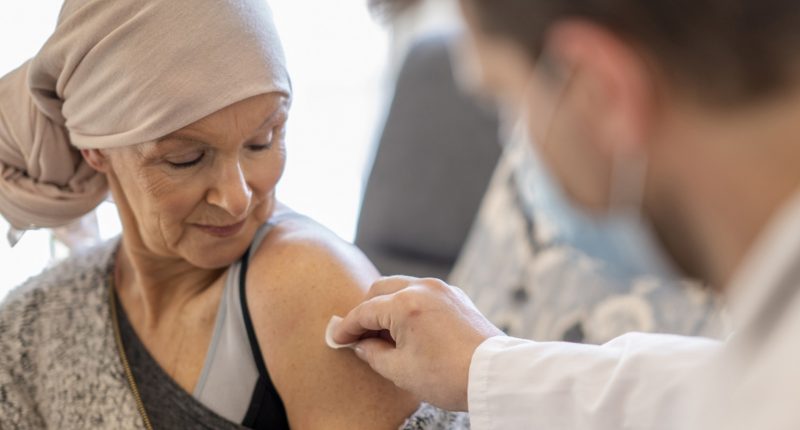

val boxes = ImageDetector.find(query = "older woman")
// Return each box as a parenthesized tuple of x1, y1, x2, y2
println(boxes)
(0, 0, 467, 429)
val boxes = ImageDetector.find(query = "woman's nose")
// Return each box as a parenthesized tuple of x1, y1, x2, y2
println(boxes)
(206, 161, 252, 218)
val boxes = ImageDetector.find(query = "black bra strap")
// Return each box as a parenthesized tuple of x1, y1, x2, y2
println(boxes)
(239, 246, 290, 429)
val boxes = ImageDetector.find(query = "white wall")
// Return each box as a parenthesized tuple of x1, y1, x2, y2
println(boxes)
(269, 0, 389, 241)
(0, 1, 389, 299)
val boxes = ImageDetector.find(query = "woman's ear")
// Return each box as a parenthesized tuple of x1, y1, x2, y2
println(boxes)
(81, 149, 110, 173)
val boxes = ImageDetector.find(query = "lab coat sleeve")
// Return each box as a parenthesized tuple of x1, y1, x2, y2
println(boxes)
(468, 333, 721, 430)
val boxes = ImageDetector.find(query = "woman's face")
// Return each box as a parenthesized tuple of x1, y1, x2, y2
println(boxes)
(100, 93, 289, 269)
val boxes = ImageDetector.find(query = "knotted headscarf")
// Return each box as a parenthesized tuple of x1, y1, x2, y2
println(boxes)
(0, 0, 290, 231)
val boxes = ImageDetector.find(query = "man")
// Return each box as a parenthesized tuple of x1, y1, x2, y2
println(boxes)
(333, 0, 800, 428)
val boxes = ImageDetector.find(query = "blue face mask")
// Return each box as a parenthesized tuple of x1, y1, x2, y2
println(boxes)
(516, 98, 680, 282)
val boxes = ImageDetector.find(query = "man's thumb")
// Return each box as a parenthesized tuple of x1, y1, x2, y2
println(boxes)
(354, 337, 399, 382)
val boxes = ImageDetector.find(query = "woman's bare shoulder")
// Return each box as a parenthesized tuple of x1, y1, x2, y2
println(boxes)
(252, 211, 378, 294)
(244, 209, 420, 430)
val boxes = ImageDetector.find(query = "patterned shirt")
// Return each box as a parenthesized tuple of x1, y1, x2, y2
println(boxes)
(450, 135, 728, 344)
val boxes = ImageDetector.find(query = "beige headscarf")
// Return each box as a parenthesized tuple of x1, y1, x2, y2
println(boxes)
(0, 0, 290, 231)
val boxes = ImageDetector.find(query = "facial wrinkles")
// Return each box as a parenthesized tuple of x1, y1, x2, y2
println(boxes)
(116, 145, 195, 252)
(101, 149, 164, 256)
(140, 173, 183, 252)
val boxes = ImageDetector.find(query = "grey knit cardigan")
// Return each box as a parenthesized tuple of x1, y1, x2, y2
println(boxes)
(0, 240, 468, 429)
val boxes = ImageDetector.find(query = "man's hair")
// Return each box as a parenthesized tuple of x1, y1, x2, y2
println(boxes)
(465, 0, 800, 104)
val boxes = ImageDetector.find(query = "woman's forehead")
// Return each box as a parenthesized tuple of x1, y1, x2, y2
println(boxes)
(152, 93, 290, 146)
(136, 138, 201, 156)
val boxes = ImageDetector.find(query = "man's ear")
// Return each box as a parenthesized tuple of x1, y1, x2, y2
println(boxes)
(80, 149, 110, 173)
(543, 19, 656, 156)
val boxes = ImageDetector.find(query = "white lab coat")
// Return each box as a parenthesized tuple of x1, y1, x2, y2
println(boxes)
(467, 190, 800, 430)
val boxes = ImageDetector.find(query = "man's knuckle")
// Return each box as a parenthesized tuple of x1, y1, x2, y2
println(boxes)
(420, 277, 449, 293)
(393, 289, 422, 313)
(393, 289, 414, 305)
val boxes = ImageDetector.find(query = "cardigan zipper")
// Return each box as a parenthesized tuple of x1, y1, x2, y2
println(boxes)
(109, 278, 155, 430)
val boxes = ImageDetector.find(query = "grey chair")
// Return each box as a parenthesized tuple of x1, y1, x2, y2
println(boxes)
(355, 35, 502, 280)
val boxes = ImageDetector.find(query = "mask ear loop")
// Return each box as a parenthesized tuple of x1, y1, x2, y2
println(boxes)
(512, 51, 579, 253)
(531, 52, 578, 157)
(608, 149, 649, 218)
(607, 148, 680, 278)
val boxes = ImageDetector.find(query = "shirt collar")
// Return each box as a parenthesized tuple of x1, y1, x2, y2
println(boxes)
(727, 188, 800, 330)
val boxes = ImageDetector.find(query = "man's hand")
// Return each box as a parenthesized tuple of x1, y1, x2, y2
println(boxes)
(332, 276, 505, 411)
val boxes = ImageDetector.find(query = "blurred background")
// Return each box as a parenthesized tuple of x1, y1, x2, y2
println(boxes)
(0, 0, 463, 299)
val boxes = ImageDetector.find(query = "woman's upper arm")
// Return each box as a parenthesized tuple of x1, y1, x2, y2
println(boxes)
(245, 219, 420, 430)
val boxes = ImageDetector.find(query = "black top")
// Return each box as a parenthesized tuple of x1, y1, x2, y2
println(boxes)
(117, 296, 246, 430)
(117, 246, 289, 429)
(238, 247, 290, 428)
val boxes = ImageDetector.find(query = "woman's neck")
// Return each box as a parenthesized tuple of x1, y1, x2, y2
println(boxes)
(114, 239, 227, 329)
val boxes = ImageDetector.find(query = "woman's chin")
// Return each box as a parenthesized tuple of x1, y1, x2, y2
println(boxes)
(181, 222, 260, 269)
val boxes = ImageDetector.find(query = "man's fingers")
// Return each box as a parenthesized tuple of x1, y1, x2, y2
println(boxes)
(332, 296, 395, 344)
(335, 276, 443, 344)
(353, 337, 401, 383)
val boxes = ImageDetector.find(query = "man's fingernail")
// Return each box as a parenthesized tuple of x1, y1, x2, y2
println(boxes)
(325, 316, 356, 349)
(353, 344, 366, 359)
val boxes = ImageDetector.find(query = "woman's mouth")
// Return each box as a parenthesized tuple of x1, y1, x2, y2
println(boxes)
(193, 220, 246, 238)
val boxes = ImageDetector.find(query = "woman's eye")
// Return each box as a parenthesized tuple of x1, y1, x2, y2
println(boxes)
(166, 152, 204, 169)
(247, 142, 273, 152)
(248, 125, 283, 152)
